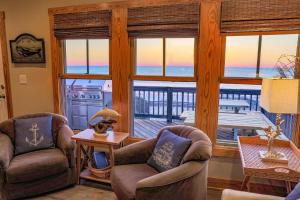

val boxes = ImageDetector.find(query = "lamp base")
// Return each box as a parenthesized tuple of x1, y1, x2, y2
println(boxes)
(259, 150, 288, 164)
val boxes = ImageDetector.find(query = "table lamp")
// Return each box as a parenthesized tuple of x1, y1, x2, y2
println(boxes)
(260, 78, 300, 163)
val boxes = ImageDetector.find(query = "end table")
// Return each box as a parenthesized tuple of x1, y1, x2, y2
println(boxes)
(238, 136, 300, 193)
(72, 129, 129, 184)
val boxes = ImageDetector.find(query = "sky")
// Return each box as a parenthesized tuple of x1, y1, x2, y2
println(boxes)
(65, 35, 298, 68)
(225, 34, 298, 68)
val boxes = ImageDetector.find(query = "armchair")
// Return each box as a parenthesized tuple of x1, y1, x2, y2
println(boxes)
(111, 125, 212, 200)
(0, 113, 76, 200)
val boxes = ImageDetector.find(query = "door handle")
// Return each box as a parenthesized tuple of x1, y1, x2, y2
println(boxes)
(0, 85, 4, 90)
(0, 94, 5, 99)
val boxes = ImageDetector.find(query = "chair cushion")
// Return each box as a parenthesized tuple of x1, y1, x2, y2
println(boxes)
(111, 164, 158, 200)
(6, 148, 68, 184)
(147, 130, 192, 172)
(14, 116, 54, 155)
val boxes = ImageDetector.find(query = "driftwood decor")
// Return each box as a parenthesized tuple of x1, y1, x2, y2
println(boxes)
(9, 33, 45, 64)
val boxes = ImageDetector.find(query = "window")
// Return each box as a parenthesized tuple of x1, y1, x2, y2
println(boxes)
(62, 39, 111, 130)
(224, 34, 299, 78)
(135, 38, 195, 77)
(132, 38, 196, 138)
(65, 39, 109, 75)
(219, 34, 300, 146)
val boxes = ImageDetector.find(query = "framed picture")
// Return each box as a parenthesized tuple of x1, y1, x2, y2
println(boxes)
(10, 33, 45, 64)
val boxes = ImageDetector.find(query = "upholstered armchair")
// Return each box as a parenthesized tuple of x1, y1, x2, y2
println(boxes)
(111, 125, 212, 200)
(0, 113, 76, 200)
(222, 189, 285, 200)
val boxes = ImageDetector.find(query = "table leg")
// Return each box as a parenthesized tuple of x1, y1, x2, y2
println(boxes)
(241, 176, 251, 191)
(76, 143, 81, 184)
(109, 145, 115, 167)
(286, 181, 292, 194)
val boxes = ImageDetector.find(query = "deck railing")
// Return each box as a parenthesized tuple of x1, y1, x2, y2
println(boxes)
(134, 86, 262, 122)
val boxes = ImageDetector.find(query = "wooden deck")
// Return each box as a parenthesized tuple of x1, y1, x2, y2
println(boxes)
(133, 118, 253, 140)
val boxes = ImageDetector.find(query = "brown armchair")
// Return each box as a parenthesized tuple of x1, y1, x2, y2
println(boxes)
(111, 125, 212, 200)
(0, 113, 77, 200)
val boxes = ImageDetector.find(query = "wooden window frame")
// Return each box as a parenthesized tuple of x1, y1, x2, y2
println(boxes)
(215, 31, 300, 157)
(131, 37, 198, 82)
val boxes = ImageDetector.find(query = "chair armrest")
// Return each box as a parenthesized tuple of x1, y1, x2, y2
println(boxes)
(0, 133, 13, 170)
(221, 189, 284, 200)
(137, 161, 205, 189)
(56, 125, 75, 168)
(114, 138, 156, 165)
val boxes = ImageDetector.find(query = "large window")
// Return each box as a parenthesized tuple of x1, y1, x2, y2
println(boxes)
(133, 38, 196, 138)
(224, 34, 298, 78)
(219, 34, 299, 146)
(65, 39, 109, 75)
(135, 38, 195, 77)
(62, 39, 111, 130)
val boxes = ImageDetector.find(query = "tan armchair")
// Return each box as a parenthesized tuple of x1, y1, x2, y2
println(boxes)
(222, 189, 285, 200)
(111, 125, 212, 200)
(0, 113, 77, 200)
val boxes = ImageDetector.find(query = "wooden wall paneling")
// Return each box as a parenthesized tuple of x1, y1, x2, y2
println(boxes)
(195, 0, 222, 144)
(111, 7, 131, 133)
(0, 12, 13, 118)
(49, 13, 63, 114)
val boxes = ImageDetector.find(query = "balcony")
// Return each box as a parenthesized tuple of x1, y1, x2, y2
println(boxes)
(64, 82, 295, 142)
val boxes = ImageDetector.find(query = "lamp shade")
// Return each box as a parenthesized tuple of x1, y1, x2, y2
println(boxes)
(260, 79, 300, 114)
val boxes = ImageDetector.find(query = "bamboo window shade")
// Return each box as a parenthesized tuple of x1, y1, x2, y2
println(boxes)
(221, 0, 300, 33)
(127, 3, 200, 37)
(53, 10, 111, 39)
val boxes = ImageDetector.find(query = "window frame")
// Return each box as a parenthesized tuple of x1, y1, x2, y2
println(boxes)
(131, 37, 198, 82)
(215, 32, 300, 157)
(60, 39, 112, 81)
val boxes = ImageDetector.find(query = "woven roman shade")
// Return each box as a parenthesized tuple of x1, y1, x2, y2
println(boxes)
(128, 3, 200, 37)
(221, 0, 300, 33)
(54, 10, 111, 39)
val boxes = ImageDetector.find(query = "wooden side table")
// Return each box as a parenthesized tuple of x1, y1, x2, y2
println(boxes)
(238, 136, 300, 193)
(72, 129, 129, 184)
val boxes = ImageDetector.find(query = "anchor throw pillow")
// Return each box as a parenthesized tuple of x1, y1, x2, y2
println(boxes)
(147, 130, 192, 172)
(14, 116, 54, 155)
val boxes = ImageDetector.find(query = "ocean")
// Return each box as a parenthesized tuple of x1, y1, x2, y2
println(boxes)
(65, 65, 279, 87)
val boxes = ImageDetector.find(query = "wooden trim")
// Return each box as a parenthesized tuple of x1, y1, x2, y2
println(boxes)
(212, 145, 240, 158)
(196, 0, 222, 144)
(220, 78, 262, 85)
(294, 34, 300, 147)
(0, 12, 13, 118)
(221, 30, 300, 37)
(49, 13, 63, 114)
(60, 74, 112, 80)
(208, 177, 287, 196)
(132, 75, 196, 82)
(48, 0, 201, 15)
(111, 7, 132, 133)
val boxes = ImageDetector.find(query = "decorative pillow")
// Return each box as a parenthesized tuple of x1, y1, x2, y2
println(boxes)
(147, 130, 192, 172)
(14, 116, 54, 155)
(286, 182, 300, 200)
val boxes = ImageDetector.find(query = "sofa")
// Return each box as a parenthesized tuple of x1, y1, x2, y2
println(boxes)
(222, 189, 285, 200)
(111, 125, 212, 200)
(0, 113, 77, 200)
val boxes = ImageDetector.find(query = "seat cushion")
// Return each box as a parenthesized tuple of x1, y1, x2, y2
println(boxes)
(6, 148, 68, 184)
(111, 164, 158, 200)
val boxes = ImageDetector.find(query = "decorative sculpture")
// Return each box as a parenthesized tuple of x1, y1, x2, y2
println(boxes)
(89, 107, 120, 137)
(259, 114, 288, 163)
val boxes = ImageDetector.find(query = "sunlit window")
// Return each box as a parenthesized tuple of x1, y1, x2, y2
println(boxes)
(135, 38, 195, 77)
(65, 39, 109, 75)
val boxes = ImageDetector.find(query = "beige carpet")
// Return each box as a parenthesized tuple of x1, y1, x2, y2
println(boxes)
(30, 183, 222, 200)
